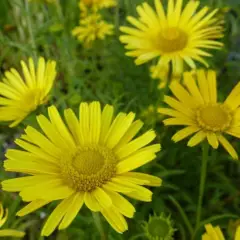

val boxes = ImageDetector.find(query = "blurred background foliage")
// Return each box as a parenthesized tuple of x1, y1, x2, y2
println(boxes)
(1, 0, 240, 239)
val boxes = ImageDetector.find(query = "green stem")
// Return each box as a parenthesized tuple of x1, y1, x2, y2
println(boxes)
(169, 195, 194, 236)
(92, 212, 107, 240)
(195, 141, 209, 228)
(24, 0, 37, 59)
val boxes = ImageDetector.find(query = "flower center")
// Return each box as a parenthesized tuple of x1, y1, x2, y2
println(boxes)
(61, 145, 117, 192)
(196, 104, 232, 131)
(155, 27, 188, 53)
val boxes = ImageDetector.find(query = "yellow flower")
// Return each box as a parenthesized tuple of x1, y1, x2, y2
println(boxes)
(0, 57, 57, 127)
(72, 13, 114, 47)
(0, 202, 25, 238)
(2, 101, 162, 236)
(202, 224, 240, 240)
(80, 0, 116, 9)
(120, 0, 223, 79)
(158, 69, 240, 159)
(150, 64, 177, 89)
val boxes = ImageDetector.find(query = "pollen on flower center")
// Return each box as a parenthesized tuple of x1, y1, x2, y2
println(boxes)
(72, 150, 104, 174)
(61, 145, 117, 192)
(155, 27, 188, 53)
(196, 104, 232, 131)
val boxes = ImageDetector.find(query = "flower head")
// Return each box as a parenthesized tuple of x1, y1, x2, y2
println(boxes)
(2, 101, 161, 236)
(150, 64, 172, 89)
(0, 57, 56, 127)
(202, 224, 240, 240)
(72, 13, 114, 47)
(0, 202, 25, 238)
(80, 0, 116, 9)
(143, 213, 175, 240)
(120, 0, 223, 79)
(158, 69, 240, 159)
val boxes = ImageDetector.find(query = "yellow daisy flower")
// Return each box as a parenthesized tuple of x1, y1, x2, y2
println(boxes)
(0, 202, 25, 238)
(72, 13, 114, 47)
(120, 0, 223, 79)
(202, 224, 240, 240)
(158, 69, 240, 159)
(2, 101, 161, 236)
(0, 57, 57, 127)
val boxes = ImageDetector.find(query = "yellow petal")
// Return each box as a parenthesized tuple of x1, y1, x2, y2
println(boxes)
(99, 104, 114, 143)
(17, 199, 50, 216)
(58, 192, 84, 230)
(89, 102, 101, 144)
(105, 190, 135, 218)
(0, 229, 25, 238)
(187, 131, 207, 147)
(207, 132, 219, 149)
(105, 112, 135, 149)
(101, 207, 128, 233)
(92, 187, 112, 209)
(117, 146, 159, 174)
(115, 130, 156, 159)
(218, 135, 238, 160)
(121, 172, 162, 187)
(172, 126, 199, 142)
(114, 120, 143, 150)
(84, 192, 101, 212)
(41, 198, 71, 236)
(235, 226, 240, 240)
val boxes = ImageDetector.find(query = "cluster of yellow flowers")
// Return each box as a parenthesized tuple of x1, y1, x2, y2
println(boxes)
(72, 0, 115, 47)
(0, 0, 240, 239)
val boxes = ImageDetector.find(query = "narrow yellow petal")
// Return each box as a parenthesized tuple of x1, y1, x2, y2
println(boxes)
(79, 102, 90, 145)
(48, 106, 75, 149)
(187, 131, 207, 147)
(123, 185, 152, 202)
(115, 130, 156, 159)
(92, 187, 112, 209)
(172, 126, 199, 142)
(58, 192, 84, 230)
(89, 102, 101, 144)
(41, 198, 71, 236)
(103, 181, 133, 193)
(64, 109, 82, 145)
(99, 104, 114, 143)
(36, 57, 46, 89)
(117, 150, 156, 174)
(218, 135, 238, 160)
(114, 120, 143, 150)
(0, 229, 25, 238)
(235, 226, 240, 240)
(84, 192, 101, 212)
(207, 132, 219, 149)
(105, 190, 135, 218)
(101, 207, 128, 233)
(121, 172, 162, 187)
(105, 112, 135, 149)
(17, 200, 50, 217)
(2, 176, 55, 192)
